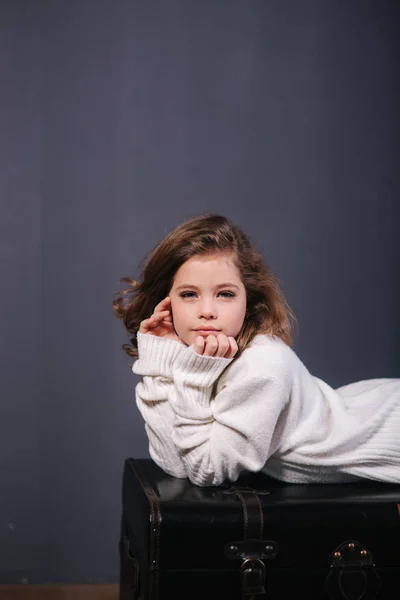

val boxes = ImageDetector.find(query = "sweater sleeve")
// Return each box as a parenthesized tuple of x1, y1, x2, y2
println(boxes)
(132, 333, 187, 478)
(169, 345, 289, 486)
(132, 332, 186, 379)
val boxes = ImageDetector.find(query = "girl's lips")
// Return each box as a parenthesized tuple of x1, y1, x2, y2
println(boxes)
(194, 329, 221, 335)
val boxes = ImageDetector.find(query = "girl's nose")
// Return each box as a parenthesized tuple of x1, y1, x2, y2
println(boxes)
(199, 301, 217, 319)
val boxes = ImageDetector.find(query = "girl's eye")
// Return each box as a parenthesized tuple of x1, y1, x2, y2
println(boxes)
(179, 291, 236, 299)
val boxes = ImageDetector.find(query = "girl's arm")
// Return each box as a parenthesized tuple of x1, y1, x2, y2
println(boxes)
(168, 344, 289, 486)
(133, 332, 188, 478)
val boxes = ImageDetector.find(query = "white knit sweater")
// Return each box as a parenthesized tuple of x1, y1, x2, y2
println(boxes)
(133, 332, 400, 486)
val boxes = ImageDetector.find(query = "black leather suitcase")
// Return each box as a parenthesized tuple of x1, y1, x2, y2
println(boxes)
(119, 458, 400, 600)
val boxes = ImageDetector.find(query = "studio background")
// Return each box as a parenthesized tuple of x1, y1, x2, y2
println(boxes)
(1, 0, 398, 585)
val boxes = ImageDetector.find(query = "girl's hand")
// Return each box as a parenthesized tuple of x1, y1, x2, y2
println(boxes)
(193, 333, 238, 359)
(139, 297, 181, 342)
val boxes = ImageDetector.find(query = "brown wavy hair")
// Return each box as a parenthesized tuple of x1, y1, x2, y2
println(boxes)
(113, 214, 297, 358)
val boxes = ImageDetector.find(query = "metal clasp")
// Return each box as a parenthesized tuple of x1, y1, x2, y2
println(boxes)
(325, 540, 381, 600)
(224, 539, 278, 597)
(241, 558, 266, 596)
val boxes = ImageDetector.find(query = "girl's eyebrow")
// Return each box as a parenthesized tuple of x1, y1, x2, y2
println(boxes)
(175, 283, 241, 291)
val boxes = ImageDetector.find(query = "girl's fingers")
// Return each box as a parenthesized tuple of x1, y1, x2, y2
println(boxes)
(203, 334, 218, 356)
(215, 334, 238, 358)
(138, 310, 169, 333)
(147, 311, 169, 330)
(226, 337, 238, 358)
(138, 317, 151, 333)
(195, 334, 238, 358)
(151, 310, 170, 322)
(193, 335, 205, 355)
(153, 296, 171, 313)
(216, 334, 230, 357)
(163, 311, 173, 323)
(153, 297, 173, 322)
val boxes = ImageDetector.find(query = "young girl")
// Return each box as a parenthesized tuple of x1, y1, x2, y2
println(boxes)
(113, 214, 400, 486)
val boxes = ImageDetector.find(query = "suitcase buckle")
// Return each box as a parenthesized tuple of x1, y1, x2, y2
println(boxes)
(225, 539, 278, 597)
(325, 540, 382, 600)
(224, 539, 278, 561)
(241, 558, 266, 596)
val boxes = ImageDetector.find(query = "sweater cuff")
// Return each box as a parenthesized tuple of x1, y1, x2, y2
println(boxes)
(132, 332, 186, 379)
(173, 345, 233, 389)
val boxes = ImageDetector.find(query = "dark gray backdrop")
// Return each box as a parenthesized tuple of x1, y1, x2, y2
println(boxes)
(1, 0, 398, 585)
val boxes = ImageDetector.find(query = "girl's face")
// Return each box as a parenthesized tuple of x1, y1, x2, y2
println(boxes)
(169, 252, 247, 347)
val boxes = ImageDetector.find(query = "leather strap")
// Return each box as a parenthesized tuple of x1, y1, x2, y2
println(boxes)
(234, 490, 266, 599)
(235, 491, 264, 541)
